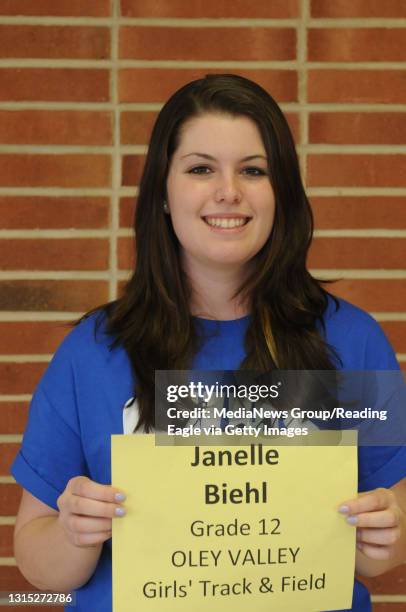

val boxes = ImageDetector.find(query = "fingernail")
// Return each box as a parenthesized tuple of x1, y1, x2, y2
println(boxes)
(338, 505, 349, 514)
(347, 515, 358, 525)
(115, 492, 126, 502)
(356, 543, 363, 551)
(115, 507, 126, 517)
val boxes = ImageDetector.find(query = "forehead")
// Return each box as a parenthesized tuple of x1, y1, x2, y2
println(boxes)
(175, 113, 266, 154)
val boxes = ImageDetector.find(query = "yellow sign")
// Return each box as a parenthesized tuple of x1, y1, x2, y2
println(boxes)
(112, 434, 357, 611)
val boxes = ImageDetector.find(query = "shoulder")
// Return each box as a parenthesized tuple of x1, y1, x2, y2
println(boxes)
(53, 308, 117, 363)
(323, 295, 381, 335)
(322, 295, 398, 370)
(39, 307, 128, 394)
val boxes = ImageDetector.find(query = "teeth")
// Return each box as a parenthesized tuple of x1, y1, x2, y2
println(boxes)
(205, 217, 247, 228)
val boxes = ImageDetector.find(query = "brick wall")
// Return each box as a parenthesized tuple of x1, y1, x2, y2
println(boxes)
(0, 0, 405, 609)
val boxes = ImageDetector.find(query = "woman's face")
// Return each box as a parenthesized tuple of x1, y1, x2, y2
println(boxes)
(166, 113, 275, 278)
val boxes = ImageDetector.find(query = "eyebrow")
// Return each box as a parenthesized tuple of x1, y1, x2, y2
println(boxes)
(180, 153, 268, 162)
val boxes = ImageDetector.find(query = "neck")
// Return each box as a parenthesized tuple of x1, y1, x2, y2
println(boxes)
(183, 258, 251, 321)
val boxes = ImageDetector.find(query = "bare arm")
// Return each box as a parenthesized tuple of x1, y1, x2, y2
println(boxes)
(14, 477, 126, 592)
(14, 504, 102, 592)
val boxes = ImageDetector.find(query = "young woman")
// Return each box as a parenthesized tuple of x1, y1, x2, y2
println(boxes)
(11, 74, 406, 611)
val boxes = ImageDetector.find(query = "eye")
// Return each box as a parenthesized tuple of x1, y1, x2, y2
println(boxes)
(242, 166, 267, 176)
(187, 166, 212, 175)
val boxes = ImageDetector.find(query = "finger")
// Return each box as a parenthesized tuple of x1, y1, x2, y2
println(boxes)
(68, 495, 126, 518)
(67, 515, 113, 534)
(71, 530, 112, 548)
(68, 476, 126, 504)
(357, 526, 400, 546)
(345, 509, 399, 528)
(356, 542, 391, 561)
(339, 488, 394, 516)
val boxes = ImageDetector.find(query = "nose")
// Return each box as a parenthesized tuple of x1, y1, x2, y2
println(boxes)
(214, 174, 242, 204)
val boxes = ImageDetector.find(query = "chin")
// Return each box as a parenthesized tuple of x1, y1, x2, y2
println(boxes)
(206, 256, 252, 269)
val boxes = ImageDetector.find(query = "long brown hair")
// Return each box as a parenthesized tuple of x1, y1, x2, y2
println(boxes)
(74, 73, 339, 431)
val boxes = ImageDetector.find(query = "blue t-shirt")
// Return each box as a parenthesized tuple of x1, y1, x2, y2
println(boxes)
(10, 297, 406, 611)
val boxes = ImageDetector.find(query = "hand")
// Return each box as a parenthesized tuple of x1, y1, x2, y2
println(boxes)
(56, 476, 126, 548)
(338, 487, 404, 560)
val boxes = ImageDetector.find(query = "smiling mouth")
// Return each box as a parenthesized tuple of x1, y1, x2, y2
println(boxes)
(202, 216, 251, 229)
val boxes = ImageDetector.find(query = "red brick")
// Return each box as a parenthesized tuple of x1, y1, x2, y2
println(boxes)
(312, 197, 406, 230)
(0, 0, 110, 16)
(4, 321, 72, 355)
(308, 70, 406, 104)
(286, 113, 300, 143)
(118, 236, 134, 270)
(380, 321, 406, 354)
(309, 113, 406, 145)
(119, 197, 137, 227)
(0, 604, 64, 612)
(0, 239, 109, 271)
(122, 155, 145, 186)
(329, 280, 406, 312)
(373, 604, 406, 612)
(308, 29, 406, 62)
(0, 196, 109, 230)
(0, 69, 109, 102)
(307, 155, 406, 188)
(0, 484, 21, 517)
(120, 26, 296, 61)
(120, 111, 157, 145)
(0, 568, 53, 609)
(0, 110, 112, 145)
(0, 362, 48, 395)
(0, 403, 29, 434)
(309, 237, 405, 269)
(362, 563, 406, 594)
(0, 565, 63, 612)
(121, 0, 299, 18)
(0, 26, 110, 60)
(0, 525, 13, 557)
(0, 154, 110, 188)
(119, 68, 297, 103)
(0, 564, 37, 590)
(0, 280, 108, 312)
(0, 321, 71, 355)
(0, 444, 20, 476)
(311, 0, 406, 18)
(121, 110, 300, 145)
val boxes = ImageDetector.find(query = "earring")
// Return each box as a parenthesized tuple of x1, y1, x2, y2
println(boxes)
(163, 200, 170, 214)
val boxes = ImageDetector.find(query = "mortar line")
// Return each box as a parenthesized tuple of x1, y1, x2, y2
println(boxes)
(297, 0, 309, 184)
(110, 0, 120, 302)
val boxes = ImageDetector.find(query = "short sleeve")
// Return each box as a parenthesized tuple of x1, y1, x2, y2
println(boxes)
(358, 445, 406, 492)
(363, 317, 399, 370)
(10, 330, 88, 511)
(324, 298, 406, 493)
(356, 310, 406, 492)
